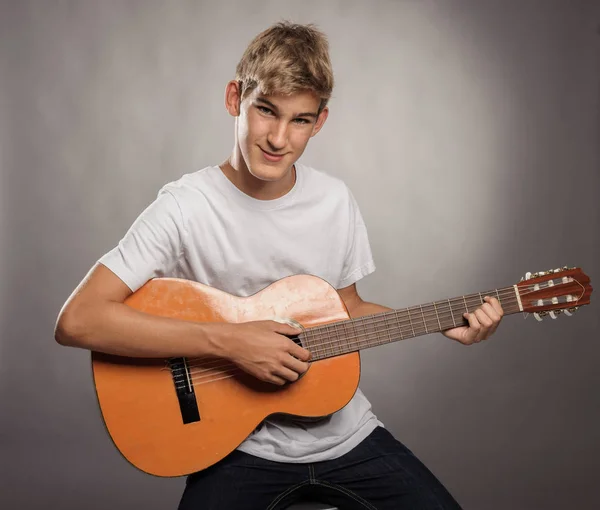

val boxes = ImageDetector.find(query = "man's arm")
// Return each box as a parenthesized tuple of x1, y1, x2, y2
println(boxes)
(55, 263, 230, 358)
(54, 263, 310, 385)
(337, 283, 503, 345)
(337, 283, 392, 317)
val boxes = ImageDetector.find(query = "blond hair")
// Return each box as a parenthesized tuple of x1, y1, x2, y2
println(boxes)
(235, 21, 334, 112)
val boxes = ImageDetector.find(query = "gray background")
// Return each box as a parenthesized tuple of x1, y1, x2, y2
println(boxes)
(1, 0, 599, 509)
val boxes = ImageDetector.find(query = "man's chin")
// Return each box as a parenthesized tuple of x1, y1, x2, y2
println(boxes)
(249, 162, 293, 182)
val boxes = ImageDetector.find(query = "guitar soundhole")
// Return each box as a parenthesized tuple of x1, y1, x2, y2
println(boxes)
(288, 334, 303, 348)
(169, 357, 201, 424)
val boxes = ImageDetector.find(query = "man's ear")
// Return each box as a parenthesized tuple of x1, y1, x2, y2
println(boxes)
(310, 106, 329, 137)
(224, 80, 242, 117)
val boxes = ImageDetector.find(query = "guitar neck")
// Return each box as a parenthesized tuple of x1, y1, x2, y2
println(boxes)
(301, 286, 521, 361)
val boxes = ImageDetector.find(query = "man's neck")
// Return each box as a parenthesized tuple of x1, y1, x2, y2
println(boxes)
(219, 157, 296, 201)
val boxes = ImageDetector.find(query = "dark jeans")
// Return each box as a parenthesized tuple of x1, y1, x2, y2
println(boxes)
(178, 426, 462, 510)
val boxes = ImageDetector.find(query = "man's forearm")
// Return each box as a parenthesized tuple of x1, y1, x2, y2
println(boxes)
(55, 301, 231, 359)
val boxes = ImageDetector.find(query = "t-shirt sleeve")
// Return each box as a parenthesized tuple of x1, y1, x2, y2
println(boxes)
(98, 188, 185, 292)
(337, 187, 376, 289)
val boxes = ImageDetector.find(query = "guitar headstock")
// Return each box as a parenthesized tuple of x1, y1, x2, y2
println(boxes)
(516, 267, 592, 321)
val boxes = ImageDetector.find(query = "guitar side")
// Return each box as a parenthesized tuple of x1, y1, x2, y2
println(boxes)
(91, 275, 361, 477)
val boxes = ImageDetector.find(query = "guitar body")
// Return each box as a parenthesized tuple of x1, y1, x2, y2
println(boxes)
(92, 274, 360, 477)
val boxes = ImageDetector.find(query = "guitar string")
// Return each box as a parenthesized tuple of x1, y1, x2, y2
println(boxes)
(182, 288, 518, 374)
(180, 297, 523, 376)
(173, 281, 582, 387)
(181, 287, 519, 368)
(179, 283, 564, 380)
(175, 300, 556, 388)
(172, 302, 524, 389)
(179, 313, 583, 386)
(178, 297, 521, 377)
(179, 283, 573, 382)
(183, 280, 573, 368)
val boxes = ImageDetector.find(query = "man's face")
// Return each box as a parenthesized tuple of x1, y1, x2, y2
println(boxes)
(235, 86, 328, 181)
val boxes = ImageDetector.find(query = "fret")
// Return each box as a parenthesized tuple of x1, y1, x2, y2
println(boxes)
(361, 317, 373, 348)
(495, 289, 501, 303)
(447, 299, 457, 327)
(384, 312, 398, 343)
(406, 308, 416, 337)
(393, 310, 401, 340)
(432, 301, 442, 330)
(310, 328, 321, 358)
(419, 304, 428, 333)
(462, 295, 469, 314)
(334, 322, 343, 355)
(306, 283, 526, 361)
(332, 323, 343, 356)
(478, 292, 484, 305)
(372, 316, 384, 346)
(344, 319, 354, 353)
(324, 323, 335, 357)
(335, 321, 344, 355)
(353, 319, 362, 349)
(301, 330, 313, 353)
(358, 317, 371, 350)
(371, 317, 382, 346)
(373, 316, 386, 346)
(367, 316, 377, 348)
(320, 324, 329, 357)
(345, 319, 359, 353)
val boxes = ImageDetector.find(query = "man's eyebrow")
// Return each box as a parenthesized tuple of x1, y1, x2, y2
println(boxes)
(255, 97, 319, 118)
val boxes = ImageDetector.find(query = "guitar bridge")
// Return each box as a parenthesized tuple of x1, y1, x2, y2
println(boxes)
(168, 357, 201, 424)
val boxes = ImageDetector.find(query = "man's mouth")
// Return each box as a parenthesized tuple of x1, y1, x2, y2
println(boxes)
(259, 147, 285, 162)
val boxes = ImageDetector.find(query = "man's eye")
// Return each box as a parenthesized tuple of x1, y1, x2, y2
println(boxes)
(257, 106, 273, 115)
(293, 118, 310, 125)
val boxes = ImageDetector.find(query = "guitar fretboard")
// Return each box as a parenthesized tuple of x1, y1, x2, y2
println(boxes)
(300, 286, 520, 361)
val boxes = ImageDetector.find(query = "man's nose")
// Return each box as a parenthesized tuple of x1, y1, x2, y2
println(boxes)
(267, 120, 288, 151)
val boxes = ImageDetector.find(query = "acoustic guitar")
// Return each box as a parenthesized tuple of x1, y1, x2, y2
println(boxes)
(92, 267, 592, 477)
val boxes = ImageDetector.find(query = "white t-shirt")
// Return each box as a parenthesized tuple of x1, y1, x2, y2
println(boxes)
(98, 162, 383, 463)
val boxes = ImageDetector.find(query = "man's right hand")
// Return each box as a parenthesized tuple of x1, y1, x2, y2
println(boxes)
(215, 320, 311, 386)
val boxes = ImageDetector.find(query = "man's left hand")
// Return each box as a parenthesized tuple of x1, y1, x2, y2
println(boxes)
(442, 296, 504, 345)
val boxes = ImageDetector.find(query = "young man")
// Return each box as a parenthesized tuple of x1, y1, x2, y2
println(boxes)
(56, 22, 503, 509)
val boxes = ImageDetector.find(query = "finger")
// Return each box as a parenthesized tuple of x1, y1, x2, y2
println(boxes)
(478, 304, 500, 339)
(462, 313, 481, 344)
(269, 320, 302, 336)
(474, 309, 493, 340)
(273, 366, 301, 383)
(287, 341, 312, 361)
(484, 296, 504, 317)
(483, 298, 503, 338)
(282, 355, 310, 375)
(268, 374, 288, 386)
(480, 302, 502, 322)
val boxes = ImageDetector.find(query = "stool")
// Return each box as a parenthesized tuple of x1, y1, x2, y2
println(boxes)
(286, 503, 338, 510)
